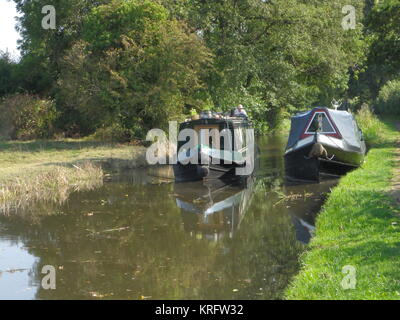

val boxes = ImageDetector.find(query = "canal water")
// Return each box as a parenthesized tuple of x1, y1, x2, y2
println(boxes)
(0, 135, 337, 300)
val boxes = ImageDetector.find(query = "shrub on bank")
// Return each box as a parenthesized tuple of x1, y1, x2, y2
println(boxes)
(355, 104, 384, 147)
(0, 93, 57, 140)
(87, 123, 132, 143)
(376, 79, 400, 115)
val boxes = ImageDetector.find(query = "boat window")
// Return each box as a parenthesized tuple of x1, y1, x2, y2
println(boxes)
(234, 128, 244, 151)
(220, 134, 226, 151)
(195, 125, 220, 148)
(220, 129, 233, 152)
(209, 129, 221, 149)
(305, 112, 336, 134)
(241, 127, 247, 147)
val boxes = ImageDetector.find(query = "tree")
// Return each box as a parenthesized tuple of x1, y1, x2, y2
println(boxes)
(163, 0, 366, 129)
(13, 0, 111, 95)
(365, 0, 400, 97)
(0, 51, 17, 97)
(57, 0, 212, 138)
(9, 0, 370, 137)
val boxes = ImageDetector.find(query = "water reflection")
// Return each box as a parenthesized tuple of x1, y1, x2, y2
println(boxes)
(0, 136, 337, 300)
(284, 180, 337, 244)
(176, 178, 256, 242)
(0, 235, 38, 300)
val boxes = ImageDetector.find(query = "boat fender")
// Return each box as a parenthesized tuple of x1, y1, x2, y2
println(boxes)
(305, 143, 334, 160)
(197, 165, 210, 178)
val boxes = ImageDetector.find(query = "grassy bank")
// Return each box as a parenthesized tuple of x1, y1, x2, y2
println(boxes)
(0, 139, 147, 214)
(285, 114, 400, 300)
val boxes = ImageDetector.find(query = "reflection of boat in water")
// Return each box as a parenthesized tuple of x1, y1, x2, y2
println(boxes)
(174, 177, 256, 241)
(284, 179, 337, 243)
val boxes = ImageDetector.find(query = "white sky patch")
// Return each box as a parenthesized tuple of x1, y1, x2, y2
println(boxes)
(0, 0, 21, 58)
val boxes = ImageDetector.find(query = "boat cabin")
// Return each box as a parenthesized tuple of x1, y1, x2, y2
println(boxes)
(177, 116, 253, 165)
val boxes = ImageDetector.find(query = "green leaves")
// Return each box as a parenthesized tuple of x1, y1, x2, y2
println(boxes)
(366, 0, 400, 78)
(83, 0, 168, 52)
(8, 0, 374, 138)
(376, 79, 400, 115)
(169, 0, 366, 129)
(0, 93, 57, 140)
(57, 0, 212, 138)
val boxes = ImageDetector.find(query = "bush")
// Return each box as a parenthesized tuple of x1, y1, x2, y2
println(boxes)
(57, 0, 211, 139)
(87, 123, 131, 142)
(0, 94, 57, 140)
(376, 80, 400, 115)
(356, 104, 384, 147)
(0, 51, 17, 97)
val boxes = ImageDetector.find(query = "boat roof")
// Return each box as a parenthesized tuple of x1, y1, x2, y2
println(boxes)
(180, 116, 252, 128)
(286, 107, 361, 149)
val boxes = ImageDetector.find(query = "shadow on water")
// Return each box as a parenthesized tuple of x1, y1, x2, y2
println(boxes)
(0, 135, 337, 300)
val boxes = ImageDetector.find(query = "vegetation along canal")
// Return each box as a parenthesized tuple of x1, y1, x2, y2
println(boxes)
(0, 135, 338, 300)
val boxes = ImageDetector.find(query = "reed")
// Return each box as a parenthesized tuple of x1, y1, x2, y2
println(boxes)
(0, 139, 149, 215)
(0, 162, 103, 215)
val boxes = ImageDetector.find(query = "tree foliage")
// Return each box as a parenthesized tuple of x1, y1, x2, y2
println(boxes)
(0, 0, 396, 140)
(164, 0, 366, 128)
(348, 0, 400, 106)
(0, 51, 17, 97)
(366, 0, 400, 77)
(376, 79, 400, 115)
(0, 93, 57, 140)
(57, 0, 212, 138)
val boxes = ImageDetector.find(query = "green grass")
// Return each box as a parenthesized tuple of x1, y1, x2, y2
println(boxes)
(356, 105, 387, 147)
(0, 139, 147, 214)
(0, 139, 147, 181)
(285, 116, 400, 300)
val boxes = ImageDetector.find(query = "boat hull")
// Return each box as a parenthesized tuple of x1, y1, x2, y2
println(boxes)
(174, 146, 259, 183)
(284, 142, 364, 182)
(173, 162, 252, 183)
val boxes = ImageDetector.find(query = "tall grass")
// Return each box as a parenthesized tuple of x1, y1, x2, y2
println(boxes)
(0, 162, 103, 215)
(0, 139, 149, 217)
(356, 104, 384, 147)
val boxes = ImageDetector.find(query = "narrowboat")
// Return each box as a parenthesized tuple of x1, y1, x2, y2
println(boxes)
(173, 111, 257, 182)
(284, 107, 366, 181)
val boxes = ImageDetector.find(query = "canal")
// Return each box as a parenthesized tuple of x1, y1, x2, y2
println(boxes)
(0, 135, 337, 300)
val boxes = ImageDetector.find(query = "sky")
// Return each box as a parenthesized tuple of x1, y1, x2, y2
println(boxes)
(0, 0, 21, 58)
